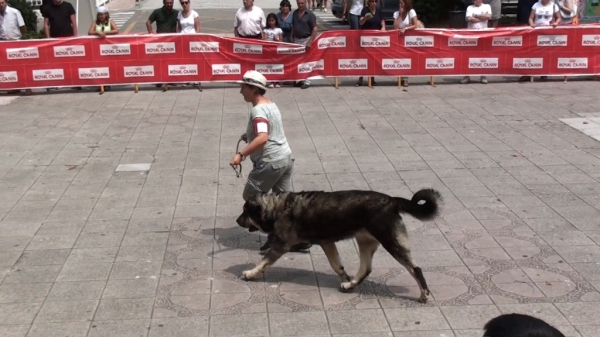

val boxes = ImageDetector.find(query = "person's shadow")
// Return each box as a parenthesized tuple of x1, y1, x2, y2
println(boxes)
(201, 227, 264, 256)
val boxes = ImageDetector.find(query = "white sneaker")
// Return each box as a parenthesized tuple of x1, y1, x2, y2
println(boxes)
(460, 76, 470, 84)
(481, 76, 488, 84)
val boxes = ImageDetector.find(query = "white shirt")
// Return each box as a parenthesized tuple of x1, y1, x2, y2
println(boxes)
(177, 10, 199, 34)
(349, 0, 364, 16)
(466, 3, 492, 29)
(264, 27, 282, 41)
(234, 6, 266, 36)
(393, 9, 417, 29)
(0, 6, 25, 40)
(532, 1, 559, 25)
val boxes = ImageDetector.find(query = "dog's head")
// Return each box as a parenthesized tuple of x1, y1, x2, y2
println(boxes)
(236, 194, 275, 233)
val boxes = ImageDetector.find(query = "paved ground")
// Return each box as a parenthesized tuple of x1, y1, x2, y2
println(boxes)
(1, 78, 600, 337)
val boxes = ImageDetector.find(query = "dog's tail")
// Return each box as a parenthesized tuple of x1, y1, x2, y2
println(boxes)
(393, 188, 441, 221)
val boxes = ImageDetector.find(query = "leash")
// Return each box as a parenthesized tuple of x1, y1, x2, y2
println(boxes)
(231, 136, 263, 192)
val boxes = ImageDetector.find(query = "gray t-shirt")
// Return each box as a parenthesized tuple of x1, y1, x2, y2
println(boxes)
(246, 103, 292, 163)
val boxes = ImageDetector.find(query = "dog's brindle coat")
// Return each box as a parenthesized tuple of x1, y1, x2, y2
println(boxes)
(236, 188, 441, 303)
(483, 313, 565, 337)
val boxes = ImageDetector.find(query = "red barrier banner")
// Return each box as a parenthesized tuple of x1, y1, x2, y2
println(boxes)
(1, 25, 600, 90)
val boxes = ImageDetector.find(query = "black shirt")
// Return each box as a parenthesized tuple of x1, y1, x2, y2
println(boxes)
(148, 7, 179, 33)
(292, 9, 316, 39)
(360, 7, 383, 30)
(43, 1, 76, 37)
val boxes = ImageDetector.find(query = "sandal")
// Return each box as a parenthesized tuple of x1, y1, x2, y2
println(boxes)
(402, 79, 409, 87)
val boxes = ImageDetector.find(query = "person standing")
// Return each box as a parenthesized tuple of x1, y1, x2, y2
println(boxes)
(277, 0, 293, 42)
(0, 0, 31, 95)
(234, 0, 266, 39)
(521, 0, 560, 82)
(291, 0, 317, 89)
(176, 0, 200, 33)
(43, 0, 77, 38)
(146, 0, 179, 34)
(88, 6, 118, 37)
(461, 0, 492, 84)
(483, 0, 501, 27)
(392, 0, 418, 87)
(356, 0, 385, 87)
(342, 0, 363, 29)
(230, 70, 311, 254)
(517, 0, 538, 24)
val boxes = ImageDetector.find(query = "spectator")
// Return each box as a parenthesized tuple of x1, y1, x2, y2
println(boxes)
(462, 0, 491, 84)
(392, 0, 418, 87)
(342, 0, 363, 29)
(517, 0, 537, 24)
(177, 0, 200, 33)
(147, 0, 179, 89)
(556, 0, 577, 24)
(146, 0, 179, 34)
(264, 12, 283, 88)
(234, 0, 266, 39)
(0, 0, 31, 95)
(291, 0, 317, 89)
(277, 0, 293, 42)
(43, 0, 77, 38)
(520, 0, 560, 82)
(88, 6, 118, 37)
(483, 0, 501, 27)
(356, 0, 385, 87)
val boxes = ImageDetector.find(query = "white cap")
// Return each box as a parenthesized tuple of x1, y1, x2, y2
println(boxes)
(97, 6, 108, 13)
(236, 70, 268, 91)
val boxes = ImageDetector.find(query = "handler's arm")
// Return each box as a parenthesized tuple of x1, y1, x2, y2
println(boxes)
(239, 117, 269, 158)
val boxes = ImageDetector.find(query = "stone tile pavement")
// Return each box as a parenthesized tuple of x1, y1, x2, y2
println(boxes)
(0, 79, 600, 336)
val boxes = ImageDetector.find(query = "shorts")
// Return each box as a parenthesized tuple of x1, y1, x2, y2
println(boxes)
(243, 155, 295, 199)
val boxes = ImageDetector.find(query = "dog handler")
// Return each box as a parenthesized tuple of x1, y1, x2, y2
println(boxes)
(230, 70, 311, 254)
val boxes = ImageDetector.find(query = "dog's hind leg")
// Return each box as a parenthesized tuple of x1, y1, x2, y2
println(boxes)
(242, 242, 287, 280)
(377, 224, 430, 303)
(321, 243, 351, 282)
(339, 231, 379, 292)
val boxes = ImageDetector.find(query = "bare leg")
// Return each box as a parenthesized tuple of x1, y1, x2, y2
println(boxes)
(378, 224, 430, 302)
(340, 231, 379, 292)
(320, 243, 351, 282)
(242, 242, 287, 280)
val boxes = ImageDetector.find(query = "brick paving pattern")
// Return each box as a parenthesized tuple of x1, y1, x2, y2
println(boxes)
(0, 80, 599, 336)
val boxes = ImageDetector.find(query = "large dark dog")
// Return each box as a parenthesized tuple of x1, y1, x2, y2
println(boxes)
(235, 188, 441, 302)
(483, 313, 565, 337)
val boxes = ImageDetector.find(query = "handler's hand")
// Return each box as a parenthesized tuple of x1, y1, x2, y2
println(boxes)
(230, 153, 242, 167)
(240, 133, 248, 142)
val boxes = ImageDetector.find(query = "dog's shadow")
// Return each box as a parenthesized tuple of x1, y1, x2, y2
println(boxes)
(222, 264, 416, 301)
(201, 227, 264, 255)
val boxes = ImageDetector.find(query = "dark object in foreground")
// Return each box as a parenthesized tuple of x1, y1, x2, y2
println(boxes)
(236, 188, 442, 303)
(483, 313, 566, 337)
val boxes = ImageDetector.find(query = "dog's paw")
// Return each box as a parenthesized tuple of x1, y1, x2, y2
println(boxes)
(417, 289, 431, 303)
(241, 270, 255, 281)
(339, 281, 354, 292)
(340, 273, 352, 283)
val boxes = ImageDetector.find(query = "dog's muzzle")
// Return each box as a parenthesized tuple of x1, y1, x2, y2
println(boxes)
(236, 213, 259, 232)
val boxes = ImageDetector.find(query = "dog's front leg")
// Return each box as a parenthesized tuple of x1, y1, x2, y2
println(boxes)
(242, 243, 287, 280)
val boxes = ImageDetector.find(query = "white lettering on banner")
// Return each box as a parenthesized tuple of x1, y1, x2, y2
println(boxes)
(581, 34, 600, 46)
(233, 43, 262, 54)
(537, 35, 568, 46)
(6, 47, 39, 59)
(277, 46, 305, 54)
(32, 69, 65, 81)
(53, 45, 86, 57)
(0, 71, 18, 83)
(100, 44, 131, 56)
(79, 67, 110, 79)
(168, 64, 198, 76)
(212, 64, 241, 75)
(255, 64, 285, 75)
(404, 36, 434, 47)
(425, 58, 455, 69)
(468, 58, 499, 69)
(124, 65, 155, 77)
(145, 42, 176, 54)
(557, 57, 588, 69)
(189, 41, 219, 53)
(492, 36, 523, 46)
(297, 59, 325, 73)
(382, 59, 411, 70)
(338, 59, 368, 70)
(448, 36, 479, 47)
(360, 36, 391, 47)
(513, 58, 543, 69)
(317, 36, 346, 49)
